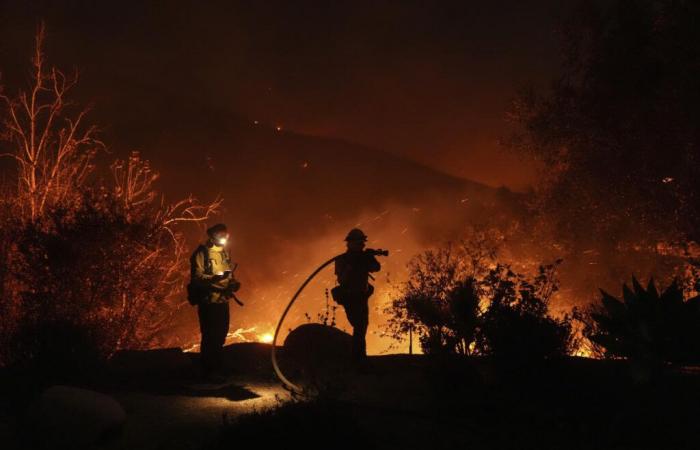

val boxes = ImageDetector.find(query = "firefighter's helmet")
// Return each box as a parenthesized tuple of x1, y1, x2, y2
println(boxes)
(344, 228, 368, 242)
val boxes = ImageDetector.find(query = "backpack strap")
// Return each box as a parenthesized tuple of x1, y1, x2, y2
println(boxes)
(204, 245, 212, 275)
(196, 244, 213, 275)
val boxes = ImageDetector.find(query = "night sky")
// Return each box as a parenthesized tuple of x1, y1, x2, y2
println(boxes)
(1, 0, 572, 190)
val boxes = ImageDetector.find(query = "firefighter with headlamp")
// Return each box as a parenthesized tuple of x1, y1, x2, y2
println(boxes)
(188, 223, 241, 380)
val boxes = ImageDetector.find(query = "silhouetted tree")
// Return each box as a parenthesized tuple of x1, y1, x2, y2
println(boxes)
(512, 0, 700, 243)
(509, 0, 700, 296)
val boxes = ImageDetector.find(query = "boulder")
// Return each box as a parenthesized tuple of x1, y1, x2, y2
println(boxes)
(283, 323, 353, 366)
(34, 385, 126, 448)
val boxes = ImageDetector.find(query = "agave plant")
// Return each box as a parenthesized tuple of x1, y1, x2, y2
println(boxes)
(585, 278, 700, 364)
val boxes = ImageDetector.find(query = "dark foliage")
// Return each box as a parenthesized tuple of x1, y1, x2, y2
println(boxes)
(507, 0, 700, 306)
(386, 236, 572, 360)
(209, 398, 373, 450)
(511, 0, 700, 247)
(477, 263, 572, 361)
(584, 277, 700, 364)
(0, 187, 187, 372)
(0, 32, 217, 373)
(445, 279, 480, 352)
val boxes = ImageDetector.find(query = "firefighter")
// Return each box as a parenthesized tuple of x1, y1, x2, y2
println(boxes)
(189, 223, 241, 379)
(333, 228, 381, 364)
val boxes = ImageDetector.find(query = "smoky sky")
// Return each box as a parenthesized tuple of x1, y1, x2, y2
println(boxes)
(0, 0, 573, 190)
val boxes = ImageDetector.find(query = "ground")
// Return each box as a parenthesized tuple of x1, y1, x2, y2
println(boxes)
(104, 377, 287, 450)
(2, 342, 700, 450)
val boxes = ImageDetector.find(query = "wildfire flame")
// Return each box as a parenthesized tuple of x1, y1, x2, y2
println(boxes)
(183, 326, 275, 352)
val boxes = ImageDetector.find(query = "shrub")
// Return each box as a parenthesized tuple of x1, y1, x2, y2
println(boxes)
(477, 263, 573, 360)
(0, 26, 218, 371)
(385, 243, 479, 355)
(210, 398, 371, 450)
(385, 231, 573, 360)
(583, 278, 700, 364)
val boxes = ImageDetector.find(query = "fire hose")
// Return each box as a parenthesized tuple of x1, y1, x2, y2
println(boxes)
(271, 254, 339, 394)
(270, 249, 388, 394)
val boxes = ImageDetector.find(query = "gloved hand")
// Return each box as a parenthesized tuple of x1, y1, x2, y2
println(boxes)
(212, 271, 231, 282)
(224, 280, 241, 297)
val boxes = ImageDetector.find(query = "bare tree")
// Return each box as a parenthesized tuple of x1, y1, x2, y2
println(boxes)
(0, 25, 221, 366)
(107, 152, 221, 349)
(0, 23, 103, 221)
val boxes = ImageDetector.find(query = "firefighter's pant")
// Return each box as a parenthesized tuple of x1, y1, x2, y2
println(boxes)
(343, 294, 369, 361)
(197, 301, 230, 374)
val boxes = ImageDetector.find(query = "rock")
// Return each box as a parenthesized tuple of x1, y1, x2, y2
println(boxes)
(279, 324, 355, 391)
(283, 323, 353, 366)
(34, 385, 126, 448)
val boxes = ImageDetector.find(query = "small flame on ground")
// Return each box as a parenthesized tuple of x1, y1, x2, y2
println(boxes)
(259, 333, 274, 344)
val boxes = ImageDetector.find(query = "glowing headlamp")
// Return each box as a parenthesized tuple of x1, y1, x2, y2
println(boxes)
(212, 232, 229, 246)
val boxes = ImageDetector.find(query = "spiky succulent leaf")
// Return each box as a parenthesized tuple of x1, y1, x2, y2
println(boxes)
(645, 278, 659, 300)
(632, 276, 646, 298)
(660, 279, 683, 307)
(590, 278, 700, 364)
(600, 289, 627, 319)
(622, 283, 637, 308)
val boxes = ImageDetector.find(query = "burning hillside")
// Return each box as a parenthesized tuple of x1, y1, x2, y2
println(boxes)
(89, 92, 524, 353)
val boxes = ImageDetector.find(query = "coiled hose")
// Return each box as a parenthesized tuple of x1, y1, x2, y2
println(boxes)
(270, 254, 341, 394)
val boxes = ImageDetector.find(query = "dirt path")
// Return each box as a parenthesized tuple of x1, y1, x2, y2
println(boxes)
(103, 377, 289, 450)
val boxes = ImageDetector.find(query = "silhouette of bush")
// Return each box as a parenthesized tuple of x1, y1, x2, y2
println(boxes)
(445, 279, 480, 352)
(477, 263, 572, 360)
(0, 188, 191, 370)
(480, 301, 572, 361)
(7, 320, 102, 379)
(385, 243, 482, 355)
(211, 397, 371, 450)
(583, 278, 700, 364)
(386, 234, 573, 359)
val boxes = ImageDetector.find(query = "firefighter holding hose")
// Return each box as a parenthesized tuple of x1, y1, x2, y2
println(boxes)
(270, 228, 388, 391)
(332, 228, 385, 365)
